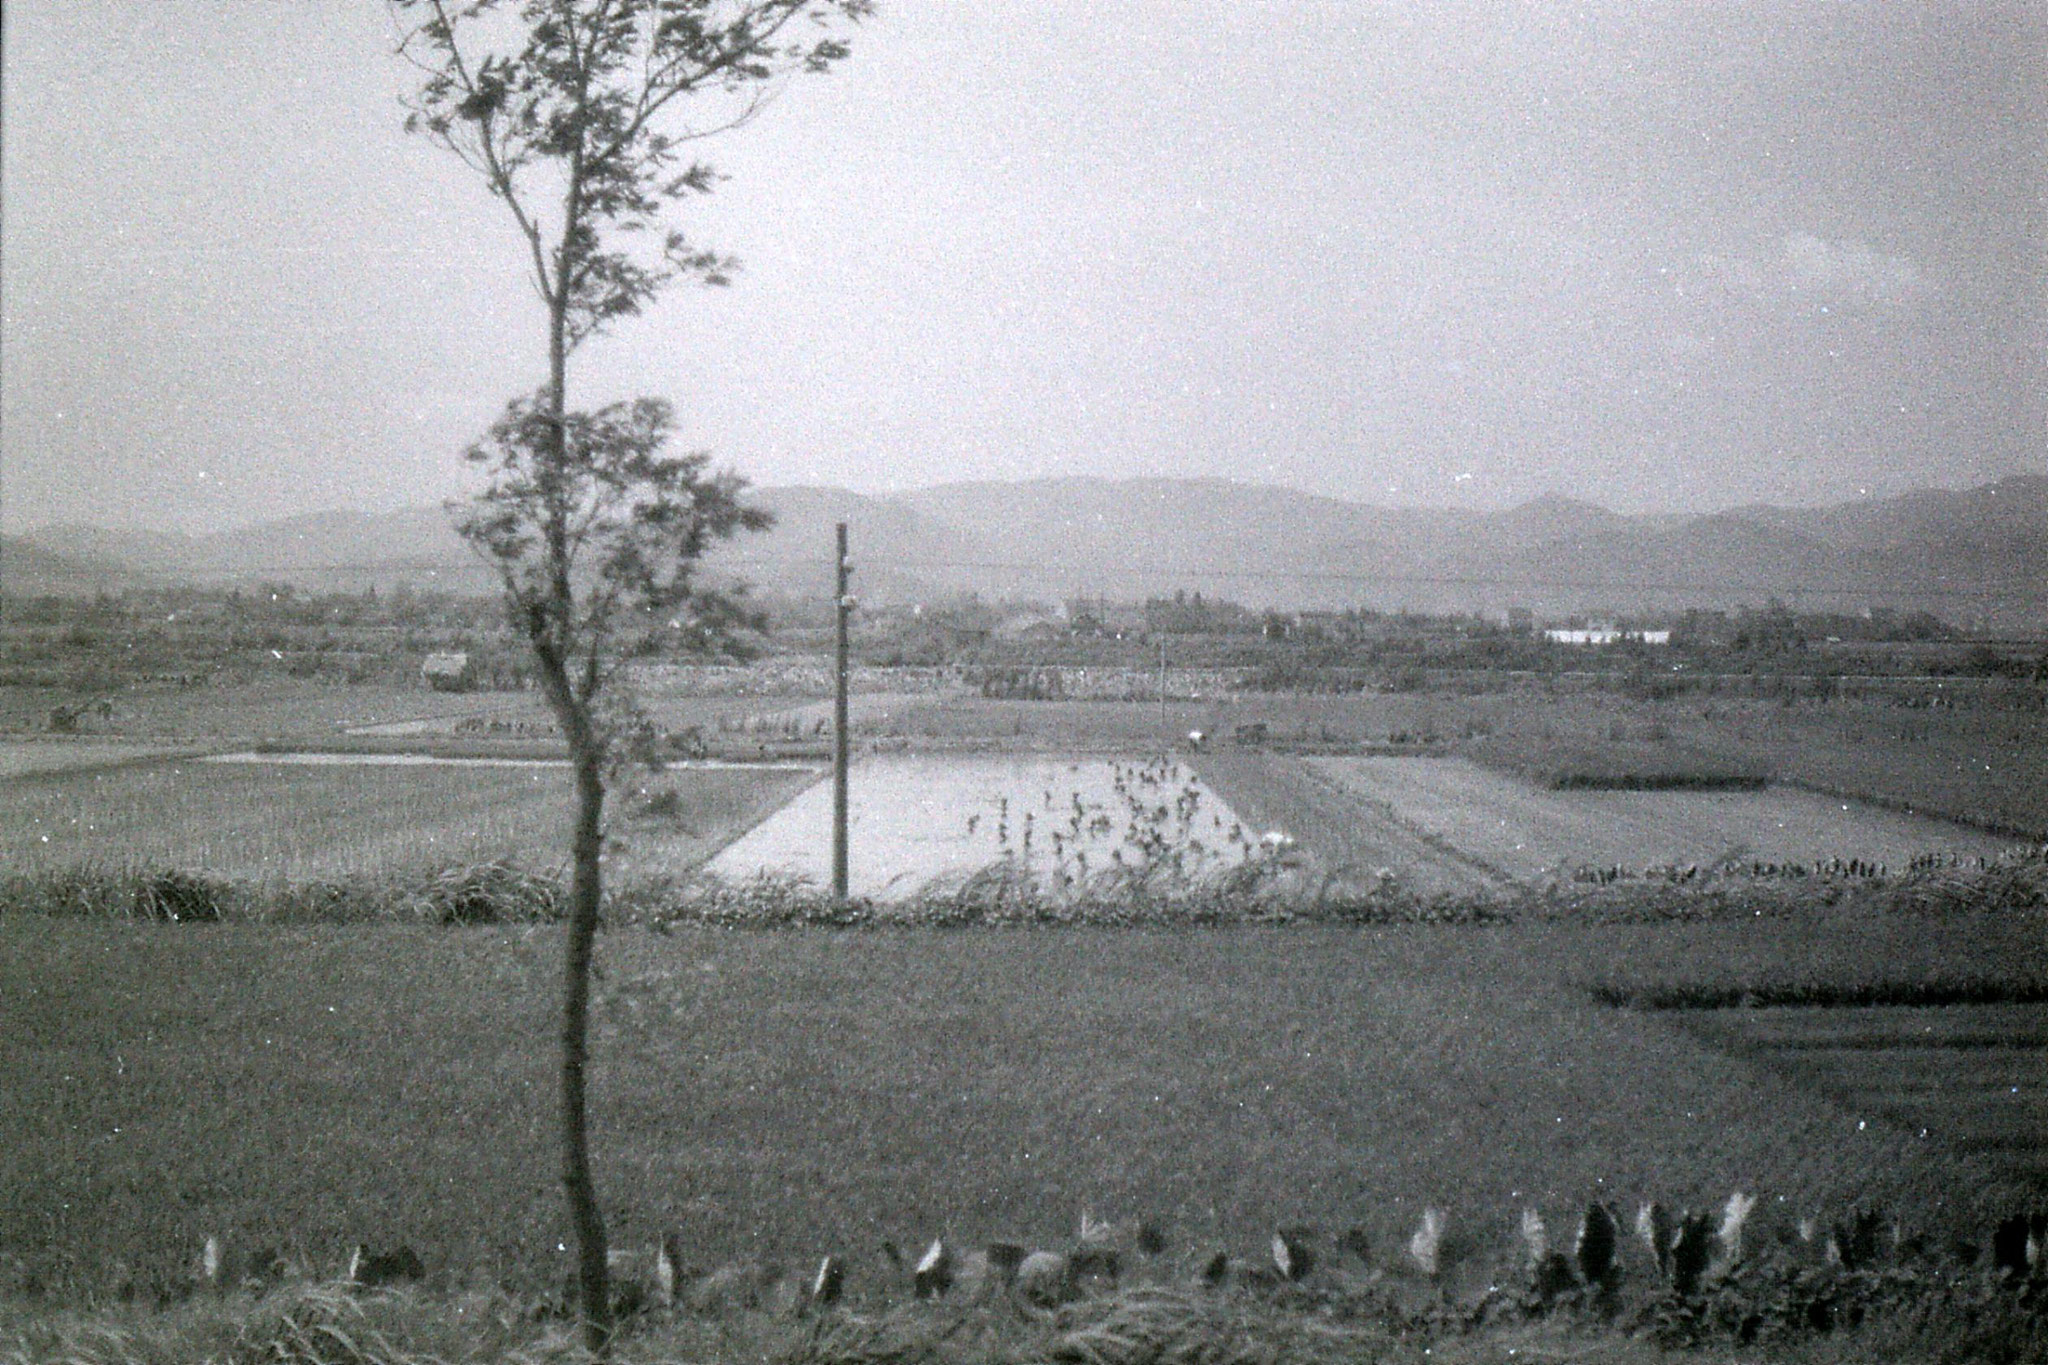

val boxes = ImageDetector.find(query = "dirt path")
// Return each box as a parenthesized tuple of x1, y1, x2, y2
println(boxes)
(1190, 749, 1507, 897)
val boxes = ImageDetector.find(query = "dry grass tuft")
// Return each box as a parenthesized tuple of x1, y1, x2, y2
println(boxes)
(1045, 1287, 1393, 1365)
(0, 1283, 597, 1365)
(409, 862, 564, 926)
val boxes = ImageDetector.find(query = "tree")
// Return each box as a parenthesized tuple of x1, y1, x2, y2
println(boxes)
(390, 0, 869, 1349)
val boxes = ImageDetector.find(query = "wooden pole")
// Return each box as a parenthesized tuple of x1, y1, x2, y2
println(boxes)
(1157, 634, 1168, 750)
(833, 522, 851, 903)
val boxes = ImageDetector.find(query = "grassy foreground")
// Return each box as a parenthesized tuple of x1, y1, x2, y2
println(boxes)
(4, 912, 2044, 1310)
(8, 1273, 2047, 1365)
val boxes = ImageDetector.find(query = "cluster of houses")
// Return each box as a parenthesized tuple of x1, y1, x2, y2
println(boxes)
(1052, 596, 1677, 647)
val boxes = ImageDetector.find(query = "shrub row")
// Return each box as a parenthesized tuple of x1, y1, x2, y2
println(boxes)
(1461, 735, 1773, 791)
(1589, 977, 2048, 1012)
(0, 862, 563, 927)
(2, 847, 2042, 930)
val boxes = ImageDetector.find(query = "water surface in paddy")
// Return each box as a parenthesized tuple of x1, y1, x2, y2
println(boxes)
(707, 754, 1251, 899)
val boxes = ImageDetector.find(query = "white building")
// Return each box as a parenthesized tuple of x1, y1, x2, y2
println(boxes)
(1544, 628, 1671, 646)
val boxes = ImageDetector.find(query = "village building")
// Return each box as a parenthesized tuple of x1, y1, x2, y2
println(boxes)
(420, 651, 475, 691)
(1543, 626, 1672, 646)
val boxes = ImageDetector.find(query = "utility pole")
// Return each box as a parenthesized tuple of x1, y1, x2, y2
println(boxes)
(1157, 634, 1168, 750)
(833, 522, 852, 903)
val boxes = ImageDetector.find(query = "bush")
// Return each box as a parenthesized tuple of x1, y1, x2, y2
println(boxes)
(1463, 735, 1771, 791)
(410, 862, 563, 926)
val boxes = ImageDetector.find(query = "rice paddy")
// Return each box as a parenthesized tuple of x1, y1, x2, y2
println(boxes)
(0, 756, 812, 883)
(706, 755, 1252, 899)
(1307, 755, 2018, 882)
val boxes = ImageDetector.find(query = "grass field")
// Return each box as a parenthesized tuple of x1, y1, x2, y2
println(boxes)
(1308, 756, 2018, 882)
(2, 913, 2040, 1303)
(861, 692, 1498, 752)
(0, 679, 836, 751)
(856, 687, 2048, 845)
(1, 757, 813, 884)
(0, 742, 201, 779)
(8, 673, 2042, 831)
(4, 671, 2046, 1351)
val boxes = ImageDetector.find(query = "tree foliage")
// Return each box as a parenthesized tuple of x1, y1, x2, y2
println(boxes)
(396, 0, 869, 357)
(454, 393, 771, 714)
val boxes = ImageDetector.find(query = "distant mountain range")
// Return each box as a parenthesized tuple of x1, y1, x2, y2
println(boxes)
(8, 474, 2046, 629)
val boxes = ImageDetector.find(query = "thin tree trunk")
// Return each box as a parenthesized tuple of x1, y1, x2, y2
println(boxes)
(540, 146, 613, 1350)
(534, 644, 613, 1352)
(561, 747, 611, 1353)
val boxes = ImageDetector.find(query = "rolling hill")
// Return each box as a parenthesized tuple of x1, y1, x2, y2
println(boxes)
(15, 474, 2047, 628)
(0, 536, 139, 596)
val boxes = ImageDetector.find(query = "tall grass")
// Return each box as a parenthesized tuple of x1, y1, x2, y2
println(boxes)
(0, 862, 565, 926)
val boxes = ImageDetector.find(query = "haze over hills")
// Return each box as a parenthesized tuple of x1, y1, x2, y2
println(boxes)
(8, 475, 2045, 630)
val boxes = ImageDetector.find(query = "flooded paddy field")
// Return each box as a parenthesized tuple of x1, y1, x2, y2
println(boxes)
(706, 754, 1251, 899)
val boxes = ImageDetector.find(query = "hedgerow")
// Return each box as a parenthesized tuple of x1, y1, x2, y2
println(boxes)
(1, 846, 2042, 931)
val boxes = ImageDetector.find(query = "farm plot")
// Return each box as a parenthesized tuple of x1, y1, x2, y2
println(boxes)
(1680, 1005, 2048, 1187)
(1309, 755, 2016, 882)
(858, 697, 1224, 750)
(706, 755, 1251, 899)
(0, 740, 200, 778)
(0, 679, 515, 741)
(0, 757, 812, 883)
(1191, 750, 1502, 898)
(343, 691, 845, 743)
(1665, 700, 2048, 840)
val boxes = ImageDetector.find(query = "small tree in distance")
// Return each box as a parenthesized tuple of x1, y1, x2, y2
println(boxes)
(390, 0, 869, 1349)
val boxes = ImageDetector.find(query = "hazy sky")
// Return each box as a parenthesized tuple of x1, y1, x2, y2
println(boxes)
(3, 1, 2044, 534)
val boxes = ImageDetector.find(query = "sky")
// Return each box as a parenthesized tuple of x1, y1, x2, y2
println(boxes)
(2, 1, 2044, 535)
